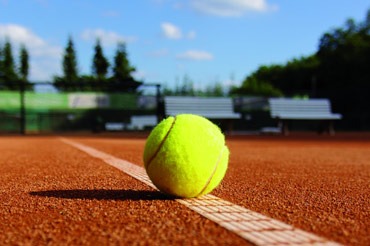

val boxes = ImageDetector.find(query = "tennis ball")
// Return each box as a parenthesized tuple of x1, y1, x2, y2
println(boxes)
(143, 114, 229, 198)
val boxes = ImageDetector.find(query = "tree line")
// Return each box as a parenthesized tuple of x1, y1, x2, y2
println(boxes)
(0, 40, 30, 89)
(1, 9, 369, 128)
(0, 36, 139, 91)
(54, 37, 139, 92)
(231, 9, 370, 129)
(159, 9, 370, 103)
(1, 10, 368, 96)
(162, 74, 228, 97)
(231, 10, 369, 98)
(0, 34, 234, 96)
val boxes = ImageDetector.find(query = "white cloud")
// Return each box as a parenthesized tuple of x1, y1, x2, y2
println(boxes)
(190, 0, 277, 17)
(80, 29, 136, 46)
(161, 22, 196, 40)
(161, 22, 182, 39)
(176, 50, 214, 61)
(0, 24, 62, 81)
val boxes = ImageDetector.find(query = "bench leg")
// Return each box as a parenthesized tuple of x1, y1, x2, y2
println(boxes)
(328, 120, 335, 136)
(225, 119, 234, 135)
(278, 120, 289, 136)
(318, 120, 335, 136)
(218, 119, 232, 135)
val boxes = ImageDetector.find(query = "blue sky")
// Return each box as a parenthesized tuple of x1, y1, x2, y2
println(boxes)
(0, 0, 369, 91)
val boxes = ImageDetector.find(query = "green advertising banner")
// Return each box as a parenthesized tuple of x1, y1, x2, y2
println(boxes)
(0, 91, 21, 110)
(0, 91, 138, 110)
(25, 92, 69, 110)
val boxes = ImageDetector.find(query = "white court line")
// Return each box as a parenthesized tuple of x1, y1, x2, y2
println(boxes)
(60, 138, 342, 246)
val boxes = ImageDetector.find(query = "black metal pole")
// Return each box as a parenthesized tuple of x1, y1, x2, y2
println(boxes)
(155, 84, 161, 124)
(20, 82, 26, 135)
(141, 83, 162, 124)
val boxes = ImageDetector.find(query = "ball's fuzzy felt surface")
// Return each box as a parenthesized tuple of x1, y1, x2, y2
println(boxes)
(143, 114, 229, 198)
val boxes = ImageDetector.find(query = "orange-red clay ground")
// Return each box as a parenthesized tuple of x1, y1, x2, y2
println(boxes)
(0, 133, 369, 245)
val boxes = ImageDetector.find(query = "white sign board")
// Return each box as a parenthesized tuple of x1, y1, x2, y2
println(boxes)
(68, 94, 110, 109)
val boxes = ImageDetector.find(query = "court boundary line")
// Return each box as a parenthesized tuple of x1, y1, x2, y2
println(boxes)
(60, 137, 342, 246)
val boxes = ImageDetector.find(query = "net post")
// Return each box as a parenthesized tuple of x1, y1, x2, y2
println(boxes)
(19, 81, 26, 135)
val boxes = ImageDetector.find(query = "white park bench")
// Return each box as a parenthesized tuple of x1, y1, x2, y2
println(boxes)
(266, 98, 342, 135)
(164, 96, 240, 132)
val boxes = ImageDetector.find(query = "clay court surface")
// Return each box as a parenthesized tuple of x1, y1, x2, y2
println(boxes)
(0, 133, 369, 245)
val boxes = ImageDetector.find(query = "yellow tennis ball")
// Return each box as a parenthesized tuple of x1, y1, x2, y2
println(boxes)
(143, 114, 229, 198)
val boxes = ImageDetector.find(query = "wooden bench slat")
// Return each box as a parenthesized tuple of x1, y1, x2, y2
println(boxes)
(164, 96, 240, 119)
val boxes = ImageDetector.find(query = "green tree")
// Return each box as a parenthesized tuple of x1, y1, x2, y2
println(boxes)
(3, 39, 18, 87)
(317, 13, 370, 89)
(62, 36, 79, 82)
(0, 44, 3, 83)
(112, 42, 135, 81)
(178, 74, 195, 96)
(232, 55, 319, 97)
(92, 39, 109, 81)
(162, 75, 229, 97)
(316, 10, 370, 129)
(19, 44, 29, 82)
(54, 36, 79, 91)
(232, 9, 370, 129)
(207, 82, 225, 97)
(230, 77, 282, 97)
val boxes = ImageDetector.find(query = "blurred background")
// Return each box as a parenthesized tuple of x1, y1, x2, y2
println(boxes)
(0, 1, 369, 134)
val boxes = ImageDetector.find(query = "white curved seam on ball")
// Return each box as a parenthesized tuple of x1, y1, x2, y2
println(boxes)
(146, 116, 177, 171)
(195, 145, 226, 197)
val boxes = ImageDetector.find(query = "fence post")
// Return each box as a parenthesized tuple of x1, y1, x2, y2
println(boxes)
(19, 82, 26, 135)
(155, 84, 162, 124)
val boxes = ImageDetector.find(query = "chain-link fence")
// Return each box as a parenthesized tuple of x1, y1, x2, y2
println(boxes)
(0, 83, 161, 134)
(2, 82, 368, 134)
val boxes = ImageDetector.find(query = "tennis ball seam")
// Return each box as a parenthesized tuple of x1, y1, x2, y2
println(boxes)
(194, 145, 227, 197)
(146, 116, 177, 171)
